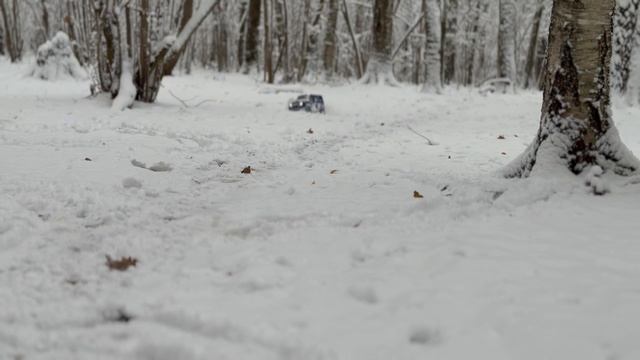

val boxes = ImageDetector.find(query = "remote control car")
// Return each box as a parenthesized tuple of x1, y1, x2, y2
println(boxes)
(288, 94, 326, 113)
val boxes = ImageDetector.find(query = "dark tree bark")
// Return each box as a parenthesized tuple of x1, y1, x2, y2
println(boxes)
(323, 0, 339, 79)
(236, 1, 248, 71)
(362, 0, 397, 85)
(0, 0, 22, 62)
(244, 0, 261, 73)
(0, 22, 4, 55)
(263, 0, 274, 83)
(441, 0, 457, 85)
(505, 0, 639, 178)
(137, 0, 151, 99)
(163, 0, 194, 76)
(423, 0, 441, 92)
(341, 0, 363, 78)
(298, 0, 324, 81)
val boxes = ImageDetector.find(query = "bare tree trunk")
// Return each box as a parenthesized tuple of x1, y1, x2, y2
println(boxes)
(523, 3, 544, 89)
(163, 0, 194, 75)
(298, 0, 324, 81)
(137, 0, 151, 99)
(216, 10, 228, 72)
(362, 0, 397, 85)
(0, 22, 4, 55)
(236, 1, 247, 71)
(280, 0, 292, 82)
(323, 0, 339, 79)
(505, 0, 639, 178)
(263, 0, 274, 83)
(497, 0, 516, 89)
(423, 0, 441, 93)
(0, 0, 22, 62)
(441, 0, 457, 85)
(244, 0, 261, 73)
(341, 0, 363, 79)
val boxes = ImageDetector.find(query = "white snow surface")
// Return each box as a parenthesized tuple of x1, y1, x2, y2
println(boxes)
(1, 59, 640, 360)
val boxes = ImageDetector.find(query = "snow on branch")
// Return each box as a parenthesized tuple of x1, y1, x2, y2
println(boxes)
(166, 0, 221, 56)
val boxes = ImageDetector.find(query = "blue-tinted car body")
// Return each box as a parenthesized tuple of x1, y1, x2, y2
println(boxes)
(288, 94, 325, 113)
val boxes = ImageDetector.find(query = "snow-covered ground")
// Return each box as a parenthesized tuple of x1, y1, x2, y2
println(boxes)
(1, 58, 640, 360)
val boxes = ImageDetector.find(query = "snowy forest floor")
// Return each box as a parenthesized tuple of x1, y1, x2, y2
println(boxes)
(1, 59, 640, 360)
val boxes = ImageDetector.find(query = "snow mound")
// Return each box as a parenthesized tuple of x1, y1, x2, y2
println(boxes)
(29, 32, 88, 81)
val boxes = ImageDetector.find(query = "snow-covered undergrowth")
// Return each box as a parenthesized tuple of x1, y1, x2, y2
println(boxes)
(1, 60, 640, 360)
(28, 32, 87, 81)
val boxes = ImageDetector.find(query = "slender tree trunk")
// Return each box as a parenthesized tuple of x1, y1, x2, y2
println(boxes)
(236, 1, 247, 71)
(263, 0, 274, 83)
(0, 0, 22, 62)
(497, 0, 516, 89)
(298, 0, 324, 81)
(0, 21, 4, 55)
(244, 0, 261, 73)
(163, 0, 194, 75)
(323, 0, 339, 79)
(442, 0, 457, 85)
(423, 0, 441, 93)
(524, 3, 544, 89)
(280, 0, 292, 82)
(505, 0, 639, 178)
(341, 0, 363, 79)
(137, 0, 150, 100)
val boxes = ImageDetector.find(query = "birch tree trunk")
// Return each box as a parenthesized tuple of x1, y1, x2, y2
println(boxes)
(361, 0, 397, 85)
(505, 0, 639, 178)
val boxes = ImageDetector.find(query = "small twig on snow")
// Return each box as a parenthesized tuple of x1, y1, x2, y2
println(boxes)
(407, 125, 439, 146)
(162, 84, 216, 109)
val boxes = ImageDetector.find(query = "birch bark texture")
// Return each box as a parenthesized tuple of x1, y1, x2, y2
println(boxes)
(505, 0, 639, 178)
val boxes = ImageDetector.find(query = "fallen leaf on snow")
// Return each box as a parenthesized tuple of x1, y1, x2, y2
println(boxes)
(413, 191, 424, 199)
(241, 166, 252, 174)
(106, 255, 138, 271)
(148, 162, 173, 172)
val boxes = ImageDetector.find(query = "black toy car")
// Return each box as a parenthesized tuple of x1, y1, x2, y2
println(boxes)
(288, 94, 325, 113)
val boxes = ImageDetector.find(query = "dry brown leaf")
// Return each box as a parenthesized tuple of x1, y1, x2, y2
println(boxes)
(330, 170, 338, 175)
(106, 255, 138, 271)
(413, 191, 424, 199)
(241, 166, 252, 174)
